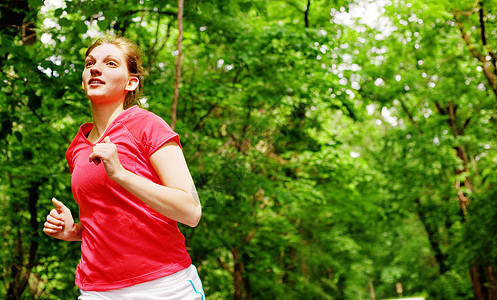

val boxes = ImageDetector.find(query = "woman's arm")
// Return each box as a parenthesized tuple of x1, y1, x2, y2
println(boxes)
(43, 198, 84, 241)
(89, 137, 201, 227)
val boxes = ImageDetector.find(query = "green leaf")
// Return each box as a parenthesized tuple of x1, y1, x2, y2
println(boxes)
(98, 19, 110, 31)
(58, 18, 72, 28)
(14, 131, 23, 142)
(75, 21, 88, 34)
(28, 0, 43, 9)
(54, 8, 64, 18)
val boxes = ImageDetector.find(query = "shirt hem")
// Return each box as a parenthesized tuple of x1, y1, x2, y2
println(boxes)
(76, 257, 192, 291)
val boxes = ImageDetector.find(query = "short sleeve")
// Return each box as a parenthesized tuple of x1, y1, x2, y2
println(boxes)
(142, 116, 181, 157)
(123, 109, 181, 158)
(66, 150, 75, 174)
(66, 132, 79, 174)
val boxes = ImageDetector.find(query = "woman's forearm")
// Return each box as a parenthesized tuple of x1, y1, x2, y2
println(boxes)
(113, 170, 201, 227)
(90, 140, 201, 227)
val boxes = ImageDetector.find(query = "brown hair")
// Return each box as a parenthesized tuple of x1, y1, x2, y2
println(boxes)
(85, 36, 148, 109)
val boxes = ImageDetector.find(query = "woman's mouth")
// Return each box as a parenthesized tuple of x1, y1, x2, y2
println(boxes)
(88, 78, 105, 86)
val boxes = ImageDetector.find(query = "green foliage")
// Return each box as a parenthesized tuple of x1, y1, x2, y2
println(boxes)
(3, 0, 497, 299)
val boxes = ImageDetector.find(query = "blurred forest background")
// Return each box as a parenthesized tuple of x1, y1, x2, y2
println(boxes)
(2, 0, 497, 299)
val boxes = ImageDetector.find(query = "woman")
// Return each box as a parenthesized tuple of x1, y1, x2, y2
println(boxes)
(43, 36, 205, 299)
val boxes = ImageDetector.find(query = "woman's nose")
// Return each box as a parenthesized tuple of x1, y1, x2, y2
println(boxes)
(90, 66, 101, 75)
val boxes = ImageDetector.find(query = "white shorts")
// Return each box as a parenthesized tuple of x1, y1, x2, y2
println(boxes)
(79, 265, 205, 300)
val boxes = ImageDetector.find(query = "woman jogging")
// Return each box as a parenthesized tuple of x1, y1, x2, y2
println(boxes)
(43, 36, 205, 299)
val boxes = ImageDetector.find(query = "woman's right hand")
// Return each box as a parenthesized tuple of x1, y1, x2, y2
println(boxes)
(43, 198, 82, 241)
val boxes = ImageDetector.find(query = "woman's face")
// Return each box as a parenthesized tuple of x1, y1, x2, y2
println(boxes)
(82, 44, 138, 105)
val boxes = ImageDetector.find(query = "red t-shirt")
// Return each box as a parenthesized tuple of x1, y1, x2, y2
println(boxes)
(66, 106, 192, 291)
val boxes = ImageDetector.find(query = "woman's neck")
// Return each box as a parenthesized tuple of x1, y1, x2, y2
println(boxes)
(89, 101, 125, 142)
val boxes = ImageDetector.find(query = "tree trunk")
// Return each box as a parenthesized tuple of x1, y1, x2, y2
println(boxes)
(488, 265, 497, 300)
(242, 252, 252, 300)
(369, 278, 376, 300)
(171, 0, 184, 130)
(471, 265, 485, 300)
(232, 247, 244, 300)
(453, 2, 497, 297)
(3, 0, 42, 286)
(433, 101, 497, 297)
(6, 181, 42, 299)
(415, 198, 448, 273)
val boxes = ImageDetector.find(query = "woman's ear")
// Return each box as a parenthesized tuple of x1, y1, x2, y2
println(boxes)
(125, 76, 139, 92)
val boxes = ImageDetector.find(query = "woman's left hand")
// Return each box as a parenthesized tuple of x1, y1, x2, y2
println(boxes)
(89, 136, 126, 181)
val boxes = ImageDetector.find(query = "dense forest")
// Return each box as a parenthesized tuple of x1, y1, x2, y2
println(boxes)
(2, 0, 497, 299)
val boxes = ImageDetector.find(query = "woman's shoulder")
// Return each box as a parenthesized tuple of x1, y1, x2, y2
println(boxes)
(119, 106, 176, 140)
(122, 105, 167, 124)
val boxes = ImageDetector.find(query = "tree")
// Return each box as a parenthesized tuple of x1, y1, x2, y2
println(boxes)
(341, 0, 497, 297)
(5, 0, 497, 299)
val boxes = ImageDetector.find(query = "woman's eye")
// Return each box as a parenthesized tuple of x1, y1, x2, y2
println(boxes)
(85, 61, 94, 67)
(107, 61, 117, 67)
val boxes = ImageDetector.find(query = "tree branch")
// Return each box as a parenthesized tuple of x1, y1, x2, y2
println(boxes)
(304, 0, 310, 28)
(120, 8, 177, 17)
(398, 97, 422, 134)
(146, 15, 173, 71)
(478, 3, 486, 46)
(452, 0, 480, 17)
(478, 1, 497, 78)
(454, 6, 497, 97)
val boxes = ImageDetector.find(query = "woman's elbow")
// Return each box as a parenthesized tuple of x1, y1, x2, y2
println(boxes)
(186, 206, 202, 227)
